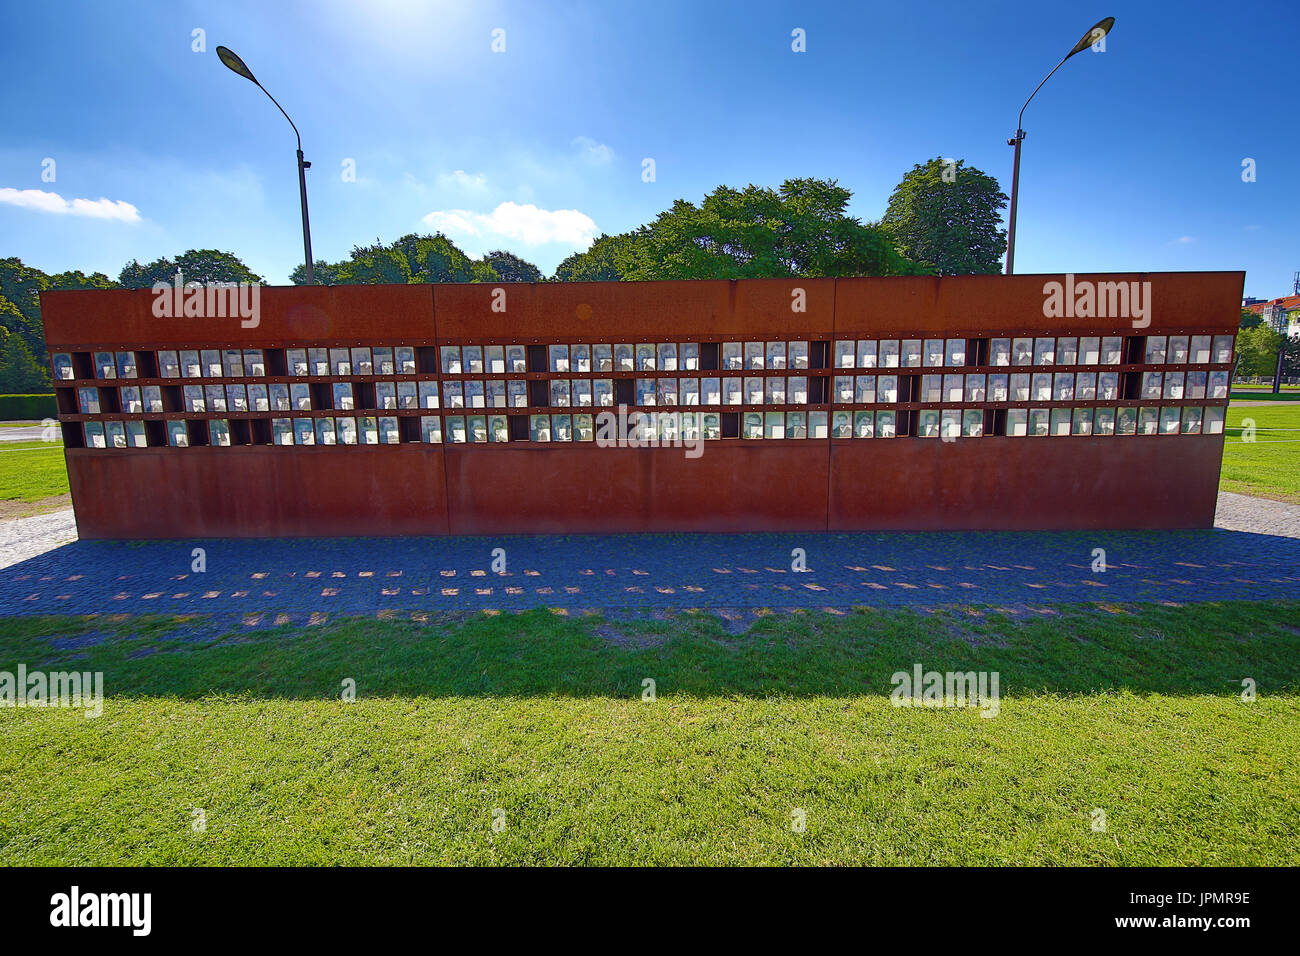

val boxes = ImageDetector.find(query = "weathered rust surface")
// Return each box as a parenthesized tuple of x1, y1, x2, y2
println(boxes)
(41, 273, 1244, 539)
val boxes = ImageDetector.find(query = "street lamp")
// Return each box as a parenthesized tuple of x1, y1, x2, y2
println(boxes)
(215, 45, 315, 285)
(1004, 17, 1115, 275)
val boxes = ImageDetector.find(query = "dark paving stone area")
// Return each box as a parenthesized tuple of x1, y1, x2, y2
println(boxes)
(2, 529, 1298, 621)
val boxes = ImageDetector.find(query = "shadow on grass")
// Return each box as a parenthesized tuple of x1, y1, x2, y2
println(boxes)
(1, 600, 1297, 701)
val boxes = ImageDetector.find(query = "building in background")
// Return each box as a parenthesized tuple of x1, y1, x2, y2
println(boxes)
(1244, 295, 1300, 338)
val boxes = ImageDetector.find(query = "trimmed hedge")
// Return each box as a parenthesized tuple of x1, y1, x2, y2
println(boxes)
(0, 394, 57, 420)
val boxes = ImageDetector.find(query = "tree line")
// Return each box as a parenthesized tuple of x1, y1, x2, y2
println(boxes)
(13, 156, 1283, 390)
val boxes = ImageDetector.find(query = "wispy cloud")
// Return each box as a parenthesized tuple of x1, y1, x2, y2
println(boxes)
(0, 186, 140, 222)
(1173, 235, 1195, 244)
(572, 136, 615, 166)
(436, 169, 490, 194)
(422, 200, 597, 247)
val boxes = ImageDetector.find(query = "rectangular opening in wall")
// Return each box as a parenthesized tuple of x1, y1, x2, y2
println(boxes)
(898, 374, 919, 403)
(311, 383, 333, 409)
(100, 388, 121, 414)
(699, 342, 720, 370)
(614, 378, 635, 407)
(354, 381, 376, 410)
(250, 418, 272, 445)
(399, 415, 422, 443)
(135, 351, 159, 378)
(416, 347, 439, 374)
(810, 341, 831, 369)
(508, 414, 530, 442)
(969, 338, 990, 366)
(264, 348, 287, 377)
(527, 379, 549, 408)
(162, 385, 183, 412)
(144, 420, 167, 447)
(721, 411, 739, 438)
(526, 345, 547, 372)
(897, 410, 915, 438)
(1121, 371, 1142, 400)
(809, 376, 829, 404)
(55, 387, 77, 415)
(1124, 336, 1146, 365)
(61, 421, 84, 448)
(229, 419, 252, 445)
(991, 409, 1007, 436)
(185, 420, 210, 446)
(71, 352, 94, 379)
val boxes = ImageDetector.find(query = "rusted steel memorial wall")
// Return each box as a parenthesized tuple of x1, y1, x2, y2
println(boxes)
(40, 273, 1243, 538)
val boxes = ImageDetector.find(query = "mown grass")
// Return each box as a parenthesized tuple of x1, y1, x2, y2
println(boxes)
(2, 602, 1298, 865)
(1221, 404, 1300, 502)
(0, 441, 67, 503)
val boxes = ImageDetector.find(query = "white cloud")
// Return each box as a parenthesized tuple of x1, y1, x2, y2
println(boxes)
(0, 186, 140, 222)
(1173, 235, 1195, 244)
(422, 200, 597, 247)
(436, 169, 489, 193)
(572, 136, 615, 166)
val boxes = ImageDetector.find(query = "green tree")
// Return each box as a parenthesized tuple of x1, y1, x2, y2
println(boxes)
(290, 233, 501, 285)
(119, 250, 263, 288)
(554, 233, 636, 281)
(614, 178, 915, 281)
(0, 327, 50, 392)
(881, 157, 1008, 275)
(289, 260, 352, 285)
(482, 250, 542, 282)
(0, 259, 50, 357)
(1239, 308, 1263, 329)
(1234, 325, 1284, 378)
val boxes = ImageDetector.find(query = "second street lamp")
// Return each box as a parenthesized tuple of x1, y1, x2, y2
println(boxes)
(216, 45, 315, 285)
(1004, 16, 1115, 275)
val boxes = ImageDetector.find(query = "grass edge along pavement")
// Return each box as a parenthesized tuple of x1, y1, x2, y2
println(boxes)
(1, 601, 1297, 865)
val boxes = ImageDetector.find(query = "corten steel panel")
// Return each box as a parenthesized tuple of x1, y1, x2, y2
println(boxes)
(41, 284, 436, 349)
(828, 435, 1225, 531)
(66, 446, 449, 539)
(43, 274, 1242, 538)
(442, 444, 829, 535)
(433, 278, 834, 342)
(832, 273, 1244, 336)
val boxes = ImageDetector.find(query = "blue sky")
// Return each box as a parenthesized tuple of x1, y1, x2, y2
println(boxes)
(2, 0, 1296, 296)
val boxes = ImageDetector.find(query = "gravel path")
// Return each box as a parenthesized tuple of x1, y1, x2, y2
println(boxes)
(1214, 491, 1300, 539)
(0, 509, 78, 569)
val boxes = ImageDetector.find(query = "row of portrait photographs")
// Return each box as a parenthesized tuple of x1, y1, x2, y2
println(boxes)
(80, 404, 1229, 449)
(442, 342, 825, 376)
(54, 333, 1238, 384)
(830, 334, 1235, 370)
(73, 368, 1239, 417)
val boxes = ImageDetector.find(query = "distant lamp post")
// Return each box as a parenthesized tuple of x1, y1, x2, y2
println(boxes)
(1004, 17, 1115, 275)
(216, 45, 315, 285)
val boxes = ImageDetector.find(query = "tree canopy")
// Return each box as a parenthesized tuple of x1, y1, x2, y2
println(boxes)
(289, 233, 518, 285)
(119, 250, 263, 288)
(881, 157, 1008, 275)
(568, 178, 916, 282)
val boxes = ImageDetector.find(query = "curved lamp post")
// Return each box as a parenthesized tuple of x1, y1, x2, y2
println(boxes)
(216, 45, 315, 285)
(1004, 17, 1115, 274)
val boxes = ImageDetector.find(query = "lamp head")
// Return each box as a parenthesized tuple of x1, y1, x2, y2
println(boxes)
(1068, 17, 1115, 57)
(216, 45, 258, 84)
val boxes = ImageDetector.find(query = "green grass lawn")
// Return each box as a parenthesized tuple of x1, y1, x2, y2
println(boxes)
(1230, 390, 1300, 402)
(1221, 404, 1300, 502)
(0, 441, 68, 504)
(2, 603, 1298, 865)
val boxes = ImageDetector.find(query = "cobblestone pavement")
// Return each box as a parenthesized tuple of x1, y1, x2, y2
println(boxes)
(2, 513, 1297, 620)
